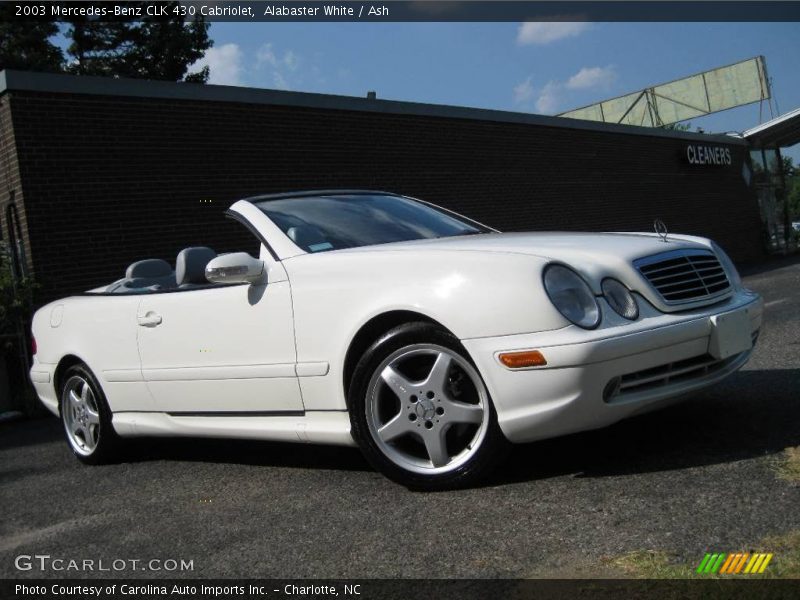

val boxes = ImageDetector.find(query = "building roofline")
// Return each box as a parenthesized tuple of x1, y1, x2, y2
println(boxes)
(0, 69, 746, 146)
(743, 106, 800, 147)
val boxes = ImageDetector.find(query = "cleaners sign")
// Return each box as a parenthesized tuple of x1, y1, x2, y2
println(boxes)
(685, 144, 732, 166)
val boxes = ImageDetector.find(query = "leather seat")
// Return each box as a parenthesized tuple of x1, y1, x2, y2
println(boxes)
(125, 259, 172, 279)
(106, 258, 175, 293)
(176, 247, 217, 288)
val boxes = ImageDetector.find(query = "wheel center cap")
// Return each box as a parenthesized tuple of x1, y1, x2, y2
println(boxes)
(415, 398, 435, 421)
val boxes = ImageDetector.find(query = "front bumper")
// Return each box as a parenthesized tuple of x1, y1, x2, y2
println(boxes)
(462, 289, 763, 444)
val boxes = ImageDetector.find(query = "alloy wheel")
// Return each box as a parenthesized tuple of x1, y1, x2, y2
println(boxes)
(62, 375, 101, 456)
(365, 344, 490, 474)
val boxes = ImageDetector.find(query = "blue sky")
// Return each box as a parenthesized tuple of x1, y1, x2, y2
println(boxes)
(192, 21, 800, 161)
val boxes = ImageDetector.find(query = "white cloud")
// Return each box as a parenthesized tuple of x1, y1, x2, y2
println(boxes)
(256, 43, 299, 71)
(535, 81, 561, 113)
(190, 43, 243, 86)
(566, 65, 616, 90)
(513, 78, 561, 113)
(256, 43, 301, 90)
(283, 50, 299, 71)
(272, 72, 289, 90)
(255, 44, 278, 68)
(513, 77, 534, 104)
(517, 21, 589, 45)
(514, 65, 618, 114)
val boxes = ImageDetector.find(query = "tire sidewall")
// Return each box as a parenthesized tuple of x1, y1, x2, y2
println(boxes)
(348, 322, 508, 490)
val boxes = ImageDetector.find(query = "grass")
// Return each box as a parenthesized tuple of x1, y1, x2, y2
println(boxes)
(771, 446, 800, 484)
(605, 531, 800, 579)
(599, 453, 800, 581)
(760, 531, 800, 578)
(606, 550, 693, 579)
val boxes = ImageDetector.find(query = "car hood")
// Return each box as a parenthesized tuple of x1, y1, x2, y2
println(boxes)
(336, 231, 718, 305)
(340, 231, 709, 263)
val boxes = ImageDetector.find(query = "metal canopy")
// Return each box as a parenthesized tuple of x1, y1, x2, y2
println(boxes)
(743, 106, 800, 148)
(558, 56, 771, 128)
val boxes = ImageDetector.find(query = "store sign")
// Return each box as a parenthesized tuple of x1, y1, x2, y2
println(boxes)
(685, 144, 732, 166)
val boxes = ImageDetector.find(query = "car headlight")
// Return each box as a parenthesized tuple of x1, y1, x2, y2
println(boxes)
(710, 241, 742, 291)
(543, 264, 600, 329)
(602, 278, 639, 320)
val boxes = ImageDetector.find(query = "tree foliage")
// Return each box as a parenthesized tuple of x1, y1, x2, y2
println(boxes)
(66, 2, 212, 82)
(0, 243, 37, 339)
(0, 4, 63, 73)
(662, 122, 693, 132)
(0, 2, 212, 83)
(786, 157, 800, 219)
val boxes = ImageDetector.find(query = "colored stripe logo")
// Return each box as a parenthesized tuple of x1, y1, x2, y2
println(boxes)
(696, 552, 773, 574)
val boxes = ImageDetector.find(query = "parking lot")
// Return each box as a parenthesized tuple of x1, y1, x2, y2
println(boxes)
(2, 257, 799, 579)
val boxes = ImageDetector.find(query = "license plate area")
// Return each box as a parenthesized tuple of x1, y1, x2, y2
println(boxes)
(708, 308, 752, 360)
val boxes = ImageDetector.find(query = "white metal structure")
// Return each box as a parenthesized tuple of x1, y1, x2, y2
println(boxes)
(744, 105, 800, 148)
(30, 191, 763, 489)
(558, 56, 772, 127)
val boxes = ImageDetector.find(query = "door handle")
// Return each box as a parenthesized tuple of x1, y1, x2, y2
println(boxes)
(137, 311, 162, 327)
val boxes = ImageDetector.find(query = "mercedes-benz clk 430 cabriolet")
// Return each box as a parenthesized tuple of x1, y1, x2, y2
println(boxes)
(30, 191, 763, 489)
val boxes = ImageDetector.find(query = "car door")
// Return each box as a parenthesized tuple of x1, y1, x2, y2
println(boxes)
(135, 248, 303, 414)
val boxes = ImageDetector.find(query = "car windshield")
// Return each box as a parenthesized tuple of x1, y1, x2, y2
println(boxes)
(253, 193, 490, 253)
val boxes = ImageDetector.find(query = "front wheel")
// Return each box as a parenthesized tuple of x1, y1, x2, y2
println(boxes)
(60, 363, 122, 464)
(349, 323, 509, 490)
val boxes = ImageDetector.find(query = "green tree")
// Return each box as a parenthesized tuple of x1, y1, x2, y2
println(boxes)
(782, 155, 795, 177)
(0, 5, 63, 72)
(66, 2, 212, 82)
(787, 162, 800, 219)
(0, 243, 36, 338)
(662, 122, 692, 132)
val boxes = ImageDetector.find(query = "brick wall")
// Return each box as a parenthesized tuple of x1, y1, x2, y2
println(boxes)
(0, 95, 28, 265)
(0, 85, 763, 305)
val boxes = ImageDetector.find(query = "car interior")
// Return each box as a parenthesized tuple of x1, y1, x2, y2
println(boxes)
(104, 246, 218, 294)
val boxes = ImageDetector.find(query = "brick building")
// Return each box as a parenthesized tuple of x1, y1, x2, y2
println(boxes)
(0, 69, 763, 306)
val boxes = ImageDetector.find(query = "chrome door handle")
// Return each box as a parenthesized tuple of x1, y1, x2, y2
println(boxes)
(137, 311, 162, 327)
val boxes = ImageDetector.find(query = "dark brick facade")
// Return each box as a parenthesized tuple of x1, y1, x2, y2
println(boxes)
(0, 71, 763, 305)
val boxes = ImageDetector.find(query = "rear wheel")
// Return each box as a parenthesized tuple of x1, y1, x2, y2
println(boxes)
(60, 363, 122, 464)
(349, 322, 509, 490)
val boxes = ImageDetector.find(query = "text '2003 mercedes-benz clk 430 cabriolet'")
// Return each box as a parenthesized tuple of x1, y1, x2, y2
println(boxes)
(30, 191, 763, 489)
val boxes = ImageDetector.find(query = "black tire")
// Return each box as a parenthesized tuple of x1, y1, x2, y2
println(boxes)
(59, 362, 123, 465)
(349, 322, 510, 490)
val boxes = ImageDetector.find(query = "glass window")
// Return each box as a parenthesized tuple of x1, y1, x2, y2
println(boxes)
(749, 149, 766, 185)
(254, 193, 490, 253)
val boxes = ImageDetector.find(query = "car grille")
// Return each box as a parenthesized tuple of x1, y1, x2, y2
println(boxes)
(634, 249, 730, 304)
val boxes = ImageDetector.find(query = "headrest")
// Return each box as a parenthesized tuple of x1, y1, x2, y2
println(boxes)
(125, 259, 172, 279)
(176, 247, 217, 286)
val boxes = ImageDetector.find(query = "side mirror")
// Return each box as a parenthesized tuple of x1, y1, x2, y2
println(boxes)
(205, 252, 266, 285)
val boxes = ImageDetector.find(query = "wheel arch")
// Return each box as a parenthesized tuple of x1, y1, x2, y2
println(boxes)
(53, 354, 89, 411)
(342, 310, 458, 403)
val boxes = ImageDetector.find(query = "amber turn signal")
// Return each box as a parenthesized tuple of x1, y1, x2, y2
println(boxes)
(498, 350, 547, 369)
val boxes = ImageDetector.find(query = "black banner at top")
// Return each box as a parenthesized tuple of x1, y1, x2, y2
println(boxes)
(5, 1, 800, 22)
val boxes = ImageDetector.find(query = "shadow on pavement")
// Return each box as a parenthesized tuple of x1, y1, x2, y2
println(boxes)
(739, 252, 800, 277)
(0, 415, 62, 451)
(131, 435, 371, 472)
(3, 369, 798, 484)
(495, 368, 800, 484)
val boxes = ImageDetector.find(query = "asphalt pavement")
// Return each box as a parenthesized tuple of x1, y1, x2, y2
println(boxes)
(1, 256, 799, 579)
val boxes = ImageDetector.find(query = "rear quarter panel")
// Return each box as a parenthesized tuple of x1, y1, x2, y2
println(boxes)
(32, 294, 150, 412)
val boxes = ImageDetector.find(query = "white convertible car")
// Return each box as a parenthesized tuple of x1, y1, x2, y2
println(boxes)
(30, 191, 763, 489)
